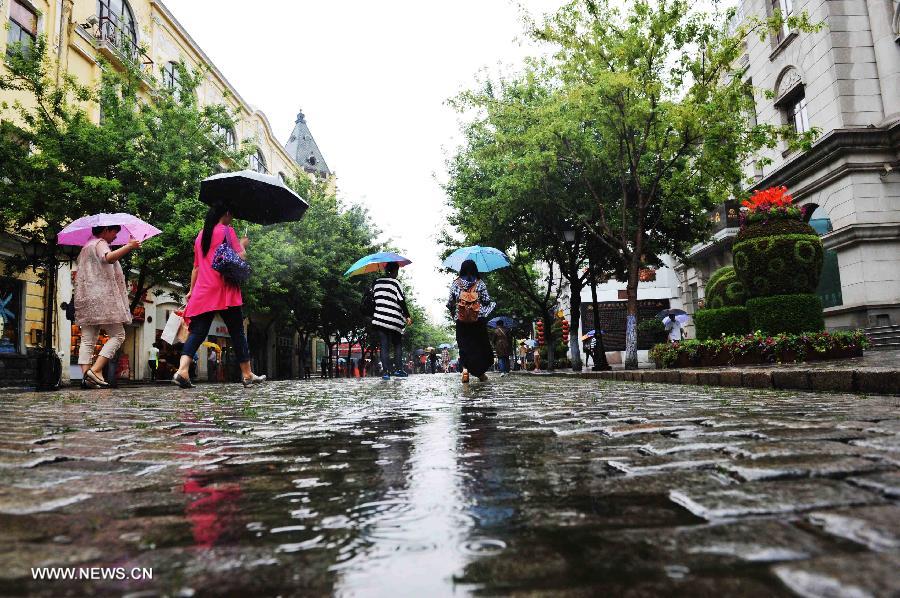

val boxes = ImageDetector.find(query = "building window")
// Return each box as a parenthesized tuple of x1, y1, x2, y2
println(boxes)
(97, 0, 137, 59)
(249, 150, 267, 174)
(161, 61, 181, 95)
(212, 122, 236, 151)
(771, 0, 793, 45)
(7, 1, 38, 60)
(786, 89, 810, 134)
(0, 279, 23, 355)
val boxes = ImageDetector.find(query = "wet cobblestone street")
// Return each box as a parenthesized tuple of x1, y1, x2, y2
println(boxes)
(1, 376, 899, 596)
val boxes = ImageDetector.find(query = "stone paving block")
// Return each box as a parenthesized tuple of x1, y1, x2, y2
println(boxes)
(718, 371, 743, 387)
(664, 519, 833, 563)
(723, 456, 881, 482)
(696, 371, 720, 387)
(725, 440, 868, 459)
(643, 371, 667, 383)
(663, 371, 681, 384)
(742, 371, 772, 389)
(809, 370, 856, 392)
(773, 553, 900, 598)
(807, 504, 900, 551)
(771, 370, 810, 391)
(847, 471, 900, 498)
(679, 372, 700, 386)
(669, 479, 882, 520)
(855, 369, 900, 395)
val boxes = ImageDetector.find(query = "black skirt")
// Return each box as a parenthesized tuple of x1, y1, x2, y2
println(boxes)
(455, 321, 493, 377)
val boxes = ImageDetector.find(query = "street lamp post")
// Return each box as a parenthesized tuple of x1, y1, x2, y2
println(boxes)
(561, 229, 582, 372)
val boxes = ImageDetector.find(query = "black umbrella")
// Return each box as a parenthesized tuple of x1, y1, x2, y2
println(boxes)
(200, 170, 309, 225)
(656, 308, 687, 319)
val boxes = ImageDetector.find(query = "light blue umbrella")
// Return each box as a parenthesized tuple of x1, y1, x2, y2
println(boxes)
(442, 245, 510, 273)
(438, 343, 453, 349)
(344, 251, 411, 277)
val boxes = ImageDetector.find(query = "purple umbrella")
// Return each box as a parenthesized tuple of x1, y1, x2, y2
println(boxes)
(57, 213, 162, 246)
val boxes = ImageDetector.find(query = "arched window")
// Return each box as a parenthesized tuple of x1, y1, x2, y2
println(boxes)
(277, 171, 287, 183)
(774, 67, 809, 135)
(97, 0, 137, 47)
(249, 150, 267, 174)
(211, 123, 236, 151)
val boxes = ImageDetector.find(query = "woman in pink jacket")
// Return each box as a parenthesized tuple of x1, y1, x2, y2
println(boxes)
(172, 203, 265, 388)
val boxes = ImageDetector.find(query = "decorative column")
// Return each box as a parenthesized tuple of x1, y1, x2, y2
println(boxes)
(867, 0, 900, 124)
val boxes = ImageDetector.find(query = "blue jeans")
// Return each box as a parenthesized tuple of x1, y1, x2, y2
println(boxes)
(182, 306, 250, 364)
(498, 356, 510, 373)
(378, 328, 402, 373)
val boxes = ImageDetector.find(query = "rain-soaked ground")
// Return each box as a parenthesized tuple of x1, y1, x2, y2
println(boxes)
(1, 375, 899, 596)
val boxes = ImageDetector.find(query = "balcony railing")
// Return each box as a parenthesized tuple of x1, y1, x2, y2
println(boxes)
(87, 15, 154, 76)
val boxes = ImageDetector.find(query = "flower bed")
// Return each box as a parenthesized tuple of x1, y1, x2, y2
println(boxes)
(649, 330, 869, 369)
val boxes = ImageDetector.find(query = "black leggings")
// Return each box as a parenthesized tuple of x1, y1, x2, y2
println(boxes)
(182, 306, 250, 364)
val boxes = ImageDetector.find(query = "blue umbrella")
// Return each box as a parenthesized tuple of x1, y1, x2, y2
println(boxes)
(442, 245, 510, 273)
(487, 316, 517, 329)
(344, 251, 412, 277)
(438, 343, 453, 349)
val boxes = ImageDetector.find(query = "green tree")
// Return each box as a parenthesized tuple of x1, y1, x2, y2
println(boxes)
(451, 0, 819, 368)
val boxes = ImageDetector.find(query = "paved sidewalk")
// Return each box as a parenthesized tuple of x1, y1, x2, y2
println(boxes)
(0, 376, 898, 595)
(518, 349, 900, 395)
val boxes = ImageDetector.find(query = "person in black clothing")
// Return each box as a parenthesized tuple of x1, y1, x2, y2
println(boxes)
(320, 356, 328, 378)
(447, 259, 496, 383)
(428, 348, 438, 374)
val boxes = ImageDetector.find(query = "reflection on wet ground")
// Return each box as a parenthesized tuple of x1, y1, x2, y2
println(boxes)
(0, 376, 898, 596)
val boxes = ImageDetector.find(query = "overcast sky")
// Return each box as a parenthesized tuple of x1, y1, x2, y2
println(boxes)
(164, 0, 567, 321)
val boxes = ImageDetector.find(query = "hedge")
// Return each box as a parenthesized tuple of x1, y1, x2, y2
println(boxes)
(704, 266, 746, 308)
(695, 306, 752, 340)
(735, 218, 818, 242)
(747, 293, 825, 335)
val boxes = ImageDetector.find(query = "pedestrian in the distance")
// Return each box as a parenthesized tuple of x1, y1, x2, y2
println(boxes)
(173, 202, 266, 389)
(447, 259, 496, 383)
(442, 347, 450, 373)
(371, 262, 412, 380)
(428, 348, 438, 374)
(492, 320, 512, 376)
(74, 225, 139, 389)
(148, 341, 160, 382)
(518, 341, 527, 371)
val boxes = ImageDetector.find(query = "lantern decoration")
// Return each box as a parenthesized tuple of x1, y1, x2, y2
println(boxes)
(535, 320, 545, 346)
(561, 319, 570, 344)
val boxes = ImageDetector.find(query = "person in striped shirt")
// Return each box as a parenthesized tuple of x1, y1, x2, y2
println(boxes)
(372, 262, 412, 380)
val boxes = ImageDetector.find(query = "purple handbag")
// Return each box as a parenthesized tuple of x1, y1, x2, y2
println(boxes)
(212, 236, 251, 286)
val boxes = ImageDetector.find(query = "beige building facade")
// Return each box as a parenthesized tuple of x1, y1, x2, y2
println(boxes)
(2, 0, 325, 385)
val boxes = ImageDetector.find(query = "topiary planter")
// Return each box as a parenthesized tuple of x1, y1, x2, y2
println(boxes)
(705, 266, 746, 308)
(747, 294, 825, 335)
(732, 219, 824, 298)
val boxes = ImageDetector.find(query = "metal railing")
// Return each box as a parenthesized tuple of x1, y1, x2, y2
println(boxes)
(88, 15, 154, 75)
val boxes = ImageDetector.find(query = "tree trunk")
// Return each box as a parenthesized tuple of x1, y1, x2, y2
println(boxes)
(568, 281, 583, 371)
(624, 260, 640, 370)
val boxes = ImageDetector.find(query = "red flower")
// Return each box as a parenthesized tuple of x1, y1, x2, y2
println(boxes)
(742, 186, 794, 212)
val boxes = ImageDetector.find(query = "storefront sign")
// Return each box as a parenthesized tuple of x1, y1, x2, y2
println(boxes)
(709, 201, 741, 231)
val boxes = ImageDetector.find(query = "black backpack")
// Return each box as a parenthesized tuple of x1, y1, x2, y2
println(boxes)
(361, 282, 376, 317)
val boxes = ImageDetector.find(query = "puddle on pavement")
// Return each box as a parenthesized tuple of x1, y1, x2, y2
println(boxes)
(1, 375, 893, 596)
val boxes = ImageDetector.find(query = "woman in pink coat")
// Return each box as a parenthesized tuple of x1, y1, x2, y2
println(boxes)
(172, 203, 265, 388)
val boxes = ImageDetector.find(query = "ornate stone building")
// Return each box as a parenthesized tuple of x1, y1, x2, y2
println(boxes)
(676, 0, 900, 339)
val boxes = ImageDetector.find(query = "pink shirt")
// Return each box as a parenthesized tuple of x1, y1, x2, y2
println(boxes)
(185, 224, 243, 318)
